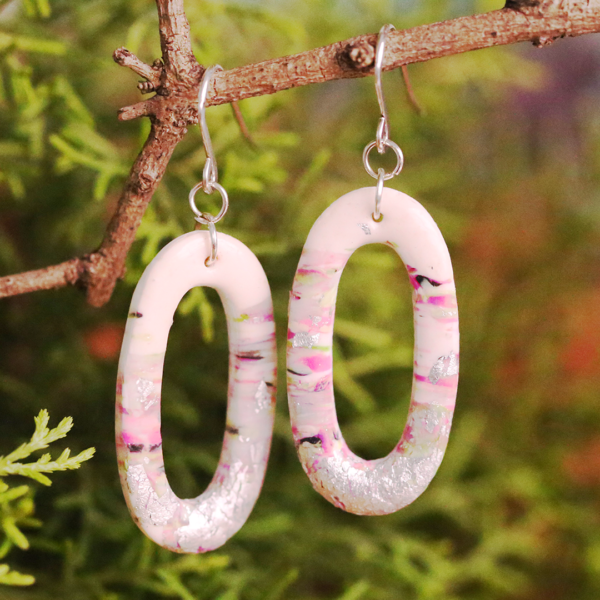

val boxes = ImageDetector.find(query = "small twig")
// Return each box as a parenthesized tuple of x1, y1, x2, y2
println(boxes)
(231, 101, 257, 149)
(117, 98, 157, 121)
(400, 65, 425, 115)
(113, 48, 161, 89)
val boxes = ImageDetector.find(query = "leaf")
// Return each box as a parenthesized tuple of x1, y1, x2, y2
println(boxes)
(337, 580, 372, 600)
(0, 485, 29, 504)
(163, 553, 230, 575)
(332, 344, 376, 413)
(2, 518, 29, 550)
(264, 568, 299, 600)
(49, 134, 126, 183)
(126, 12, 156, 54)
(0, 32, 65, 55)
(236, 513, 293, 540)
(11, 469, 52, 486)
(335, 318, 394, 348)
(292, 147, 331, 202)
(156, 569, 196, 600)
(345, 347, 413, 377)
(35, 0, 51, 18)
(177, 287, 215, 343)
(94, 170, 114, 201)
(53, 77, 94, 126)
(0, 564, 35, 586)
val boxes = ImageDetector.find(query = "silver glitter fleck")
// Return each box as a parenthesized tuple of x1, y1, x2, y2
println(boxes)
(127, 464, 177, 526)
(419, 407, 441, 434)
(254, 380, 272, 413)
(177, 507, 214, 552)
(292, 332, 320, 349)
(311, 315, 322, 325)
(441, 309, 458, 318)
(175, 461, 251, 552)
(358, 223, 372, 235)
(305, 450, 443, 515)
(428, 351, 459, 384)
(136, 378, 157, 410)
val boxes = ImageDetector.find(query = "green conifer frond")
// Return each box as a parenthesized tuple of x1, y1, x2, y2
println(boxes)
(0, 412, 95, 483)
(0, 411, 94, 587)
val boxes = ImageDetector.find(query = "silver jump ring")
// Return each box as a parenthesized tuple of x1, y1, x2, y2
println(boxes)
(373, 168, 385, 221)
(205, 220, 218, 267)
(189, 181, 229, 225)
(362, 139, 404, 180)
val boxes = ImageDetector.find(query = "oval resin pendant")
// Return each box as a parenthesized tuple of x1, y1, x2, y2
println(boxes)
(287, 187, 459, 515)
(116, 231, 276, 552)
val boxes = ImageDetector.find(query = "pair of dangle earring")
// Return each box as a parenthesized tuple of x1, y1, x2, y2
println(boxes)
(287, 24, 460, 515)
(116, 23, 459, 553)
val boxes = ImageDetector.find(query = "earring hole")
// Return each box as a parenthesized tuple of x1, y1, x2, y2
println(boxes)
(372, 212, 384, 223)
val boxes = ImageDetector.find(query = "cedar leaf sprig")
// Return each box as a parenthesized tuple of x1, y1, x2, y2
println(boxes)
(0, 410, 95, 586)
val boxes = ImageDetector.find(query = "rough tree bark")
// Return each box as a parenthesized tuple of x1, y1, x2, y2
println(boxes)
(1, 0, 599, 306)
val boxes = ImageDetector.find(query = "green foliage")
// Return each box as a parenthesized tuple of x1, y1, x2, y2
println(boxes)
(0, 410, 95, 587)
(0, 410, 96, 485)
(1, 0, 600, 599)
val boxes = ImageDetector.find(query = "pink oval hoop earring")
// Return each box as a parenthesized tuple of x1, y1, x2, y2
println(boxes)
(116, 66, 276, 552)
(286, 25, 459, 516)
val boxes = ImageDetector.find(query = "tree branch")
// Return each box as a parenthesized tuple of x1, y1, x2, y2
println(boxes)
(84, 121, 185, 306)
(120, 2, 600, 115)
(2, 0, 600, 306)
(155, 0, 197, 77)
(0, 259, 83, 298)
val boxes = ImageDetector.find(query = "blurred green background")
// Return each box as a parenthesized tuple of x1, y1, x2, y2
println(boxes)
(2, 0, 600, 598)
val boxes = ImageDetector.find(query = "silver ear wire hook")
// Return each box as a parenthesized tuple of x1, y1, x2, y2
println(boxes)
(197, 65, 222, 192)
(189, 65, 229, 267)
(362, 24, 404, 222)
(374, 23, 394, 152)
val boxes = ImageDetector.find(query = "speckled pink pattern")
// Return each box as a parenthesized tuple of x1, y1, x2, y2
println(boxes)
(116, 231, 276, 552)
(287, 187, 459, 515)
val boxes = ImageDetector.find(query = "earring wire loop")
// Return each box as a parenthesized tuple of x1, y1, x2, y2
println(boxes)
(205, 220, 218, 267)
(374, 24, 395, 153)
(198, 65, 223, 192)
(373, 168, 385, 222)
(188, 64, 228, 266)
